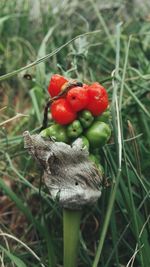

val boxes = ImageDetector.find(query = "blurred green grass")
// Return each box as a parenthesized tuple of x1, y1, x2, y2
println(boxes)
(0, 1, 150, 267)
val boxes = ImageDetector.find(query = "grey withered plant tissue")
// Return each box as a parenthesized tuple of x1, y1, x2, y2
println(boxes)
(23, 131, 102, 210)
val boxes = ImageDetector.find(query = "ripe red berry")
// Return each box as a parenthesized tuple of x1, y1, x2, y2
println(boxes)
(66, 86, 89, 112)
(51, 98, 76, 125)
(86, 82, 109, 116)
(48, 74, 68, 97)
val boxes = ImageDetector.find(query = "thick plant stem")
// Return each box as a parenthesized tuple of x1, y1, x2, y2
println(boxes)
(63, 209, 82, 267)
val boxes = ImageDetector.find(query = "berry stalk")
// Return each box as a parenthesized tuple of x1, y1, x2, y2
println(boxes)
(63, 209, 82, 267)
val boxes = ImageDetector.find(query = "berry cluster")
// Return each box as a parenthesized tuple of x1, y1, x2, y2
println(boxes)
(40, 74, 111, 176)
(48, 74, 109, 125)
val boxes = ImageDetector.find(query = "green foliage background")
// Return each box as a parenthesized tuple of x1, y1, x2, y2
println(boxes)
(0, 1, 150, 267)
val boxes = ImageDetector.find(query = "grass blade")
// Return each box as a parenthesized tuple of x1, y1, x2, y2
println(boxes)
(0, 30, 101, 82)
(0, 245, 27, 267)
(92, 23, 122, 267)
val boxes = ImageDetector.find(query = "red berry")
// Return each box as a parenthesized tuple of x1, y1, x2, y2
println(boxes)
(66, 86, 89, 112)
(86, 82, 109, 116)
(48, 74, 68, 97)
(51, 98, 76, 125)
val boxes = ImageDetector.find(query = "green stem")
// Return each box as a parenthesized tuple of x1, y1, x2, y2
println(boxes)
(63, 209, 82, 267)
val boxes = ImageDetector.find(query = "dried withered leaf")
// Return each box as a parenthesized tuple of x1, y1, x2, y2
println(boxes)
(23, 131, 102, 210)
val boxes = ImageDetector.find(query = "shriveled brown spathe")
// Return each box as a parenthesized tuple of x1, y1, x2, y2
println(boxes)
(23, 131, 102, 210)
